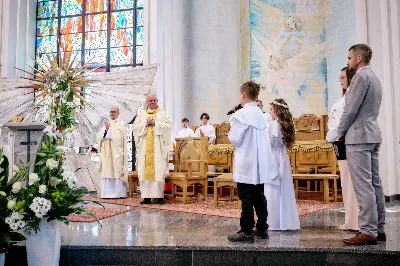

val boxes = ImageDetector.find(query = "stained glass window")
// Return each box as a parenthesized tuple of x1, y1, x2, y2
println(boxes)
(36, 0, 145, 170)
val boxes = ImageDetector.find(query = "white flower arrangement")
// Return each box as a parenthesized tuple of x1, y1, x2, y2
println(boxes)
(61, 171, 77, 189)
(7, 199, 16, 209)
(38, 185, 47, 194)
(43, 126, 57, 138)
(46, 158, 58, 169)
(49, 176, 61, 187)
(5, 212, 26, 231)
(29, 197, 52, 218)
(28, 173, 40, 185)
(11, 182, 22, 193)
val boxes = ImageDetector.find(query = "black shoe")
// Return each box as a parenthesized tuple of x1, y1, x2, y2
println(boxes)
(254, 229, 269, 239)
(228, 230, 254, 243)
(156, 199, 165, 205)
(140, 198, 151, 204)
(378, 232, 386, 241)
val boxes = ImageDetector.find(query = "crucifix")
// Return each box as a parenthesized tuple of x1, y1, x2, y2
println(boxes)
(4, 122, 47, 174)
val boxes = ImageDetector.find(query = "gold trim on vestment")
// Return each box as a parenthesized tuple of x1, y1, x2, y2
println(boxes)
(144, 107, 160, 181)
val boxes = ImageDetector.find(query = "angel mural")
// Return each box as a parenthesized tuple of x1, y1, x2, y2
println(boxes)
(249, 0, 333, 117)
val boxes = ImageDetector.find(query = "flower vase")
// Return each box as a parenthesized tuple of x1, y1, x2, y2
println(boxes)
(26, 219, 61, 266)
(0, 253, 5, 266)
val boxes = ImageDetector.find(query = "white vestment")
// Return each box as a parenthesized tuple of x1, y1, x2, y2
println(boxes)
(264, 112, 273, 125)
(195, 123, 216, 144)
(97, 118, 128, 198)
(176, 127, 195, 138)
(228, 102, 273, 184)
(133, 108, 172, 199)
(264, 120, 300, 230)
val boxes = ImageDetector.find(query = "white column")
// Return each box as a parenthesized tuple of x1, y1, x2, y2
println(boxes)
(364, 0, 400, 196)
(0, 0, 35, 78)
(0, 0, 10, 77)
(149, 0, 185, 139)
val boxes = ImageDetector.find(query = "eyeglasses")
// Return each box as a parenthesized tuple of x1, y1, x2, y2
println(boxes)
(339, 76, 346, 81)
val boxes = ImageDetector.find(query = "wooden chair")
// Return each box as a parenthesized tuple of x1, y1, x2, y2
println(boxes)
(294, 114, 326, 141)
(292, 140, 338, 203)
(214, 121, 231, 145)
(128, 171, 139, 198)
(166, 137, 209, 204)
(213, 173, 240, 207)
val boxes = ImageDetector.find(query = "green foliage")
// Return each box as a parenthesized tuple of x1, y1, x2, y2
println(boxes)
(6, 132, 101, 237)
(0, 149, 26, 253)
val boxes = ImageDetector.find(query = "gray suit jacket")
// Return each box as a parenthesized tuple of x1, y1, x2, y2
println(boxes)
(337, 67, 382, 145)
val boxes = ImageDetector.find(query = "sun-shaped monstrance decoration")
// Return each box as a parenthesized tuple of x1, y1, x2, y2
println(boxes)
(16, 53, 99, 133)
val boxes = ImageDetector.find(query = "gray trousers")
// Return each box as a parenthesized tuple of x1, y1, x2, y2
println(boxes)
(346, 143, 385, 237)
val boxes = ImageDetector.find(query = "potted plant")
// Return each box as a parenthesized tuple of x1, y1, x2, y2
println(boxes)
(7, 129, 99, 266)
(0, 149, 26, 266)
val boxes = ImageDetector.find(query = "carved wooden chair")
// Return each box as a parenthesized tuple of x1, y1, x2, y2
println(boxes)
(166, 137, 209, 204)
(292, 141, 338, 203)
(214, 121, 231, 145)
(294, 114, 325, 141)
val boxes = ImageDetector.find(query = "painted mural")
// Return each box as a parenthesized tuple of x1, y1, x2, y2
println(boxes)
(243, 0, 333, 116)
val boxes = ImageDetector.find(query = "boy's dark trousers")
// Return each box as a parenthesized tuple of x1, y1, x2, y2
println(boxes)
(237, 182, 268, 235)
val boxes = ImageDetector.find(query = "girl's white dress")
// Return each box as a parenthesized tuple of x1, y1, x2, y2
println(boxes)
(264, 120, 300, 230)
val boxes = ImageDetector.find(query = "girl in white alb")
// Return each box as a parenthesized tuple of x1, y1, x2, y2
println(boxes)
(264, 99, 300, 230)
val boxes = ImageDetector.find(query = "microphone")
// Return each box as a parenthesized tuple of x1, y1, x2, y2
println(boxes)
(227, 104, 243, 115)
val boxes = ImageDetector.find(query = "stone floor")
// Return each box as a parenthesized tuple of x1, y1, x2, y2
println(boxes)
(61, 202, 400, 251)
(6, 202, 400, 265)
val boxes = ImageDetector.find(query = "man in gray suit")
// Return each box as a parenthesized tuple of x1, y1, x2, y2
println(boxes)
(338, 44, 385, 245)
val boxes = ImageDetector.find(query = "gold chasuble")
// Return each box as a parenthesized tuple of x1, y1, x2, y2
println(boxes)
(144, 107, 159, 181)
(132, 107, 172, 199)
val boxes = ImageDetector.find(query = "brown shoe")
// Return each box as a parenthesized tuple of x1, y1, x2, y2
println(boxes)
(377, 232, 386, 241)
(343, 232, 377, 245)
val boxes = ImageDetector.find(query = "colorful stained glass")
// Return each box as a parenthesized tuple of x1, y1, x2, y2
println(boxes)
(61, 0, 83, 16)
(36, 36, 58, 53)
(60, 50, 82, 64)
(36, 19, 58, 36)
(60, 33, 82, 51)
(111, 66, 133, 72)
(136, 9, 144, 27)
(110, 46, 133, 65)
(136, 27, 143, 45)
(85, 14, 108, 32)
(86, 0, 108, 13)
(136, 46, 143, 65)
(85, 31, 108, 49)
(60, 17, 83, 34)
(110, 0, 134, 10)
(85, 49, 107, 67)
(110, 11, 134, 29)
(110, 28, 134, 47)
(137, 0, 144, 9)
(37, 1, 58, 19)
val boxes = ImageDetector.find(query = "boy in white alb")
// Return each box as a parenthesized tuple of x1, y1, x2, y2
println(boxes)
(194, 113, 216, 144)
(227, 81, 273, 243)
(176, 118, 195, 138)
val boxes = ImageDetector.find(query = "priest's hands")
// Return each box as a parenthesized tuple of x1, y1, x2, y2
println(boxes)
(105, 121, 110, 129)
(146, 118, 155, 126)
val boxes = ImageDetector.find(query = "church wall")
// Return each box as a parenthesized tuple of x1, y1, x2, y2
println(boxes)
(184, 0, 241, 127)
(0, 0, 36, 78)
